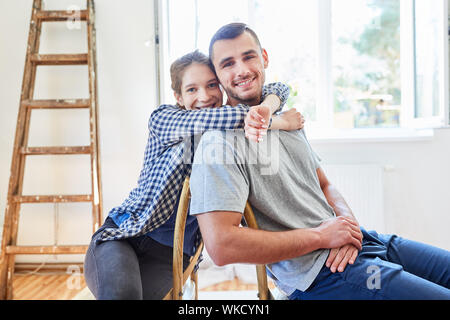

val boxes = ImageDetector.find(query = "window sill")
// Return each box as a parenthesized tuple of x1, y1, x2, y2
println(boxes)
(307, 127, 435, 144)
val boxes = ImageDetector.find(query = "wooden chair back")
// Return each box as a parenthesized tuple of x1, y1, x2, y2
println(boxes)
(163, 177, 203, 300)
(165, 177, 273, 300)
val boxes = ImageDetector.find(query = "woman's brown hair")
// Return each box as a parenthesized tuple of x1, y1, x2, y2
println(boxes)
(170, 50, 215, 96)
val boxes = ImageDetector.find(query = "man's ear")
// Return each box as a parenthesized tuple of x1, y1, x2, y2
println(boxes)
(261, 48, 269, 69)
(174, 91, 184, 107)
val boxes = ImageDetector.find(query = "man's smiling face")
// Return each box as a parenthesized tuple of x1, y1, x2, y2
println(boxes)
(211, 31, 269, 107)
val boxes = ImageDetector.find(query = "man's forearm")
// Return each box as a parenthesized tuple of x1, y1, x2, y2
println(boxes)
(317, 168, 357, 221)
(196, 210, 363, 266)
(211, 224, 321, 266)
(322, 183, 357, 221)
(196, 211, 322, 266)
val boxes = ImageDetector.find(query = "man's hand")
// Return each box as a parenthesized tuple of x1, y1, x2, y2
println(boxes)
(324, 215, 361, 273)
(326, 244, 359, 273)
(244, 105, 270, 142)
(315, 216, 363, 251)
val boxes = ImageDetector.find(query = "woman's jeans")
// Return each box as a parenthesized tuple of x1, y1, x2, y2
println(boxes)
(84, 217, 190, 300)
(289, 228, 450, 300)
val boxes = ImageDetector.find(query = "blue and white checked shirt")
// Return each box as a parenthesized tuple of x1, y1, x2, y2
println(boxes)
(97, 82, 290, 243)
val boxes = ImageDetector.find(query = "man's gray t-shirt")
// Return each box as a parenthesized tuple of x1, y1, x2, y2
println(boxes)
(189, 129, 335, 295)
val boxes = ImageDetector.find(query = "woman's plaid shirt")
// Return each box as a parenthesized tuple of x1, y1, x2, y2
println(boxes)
(97, 83, 289, 243)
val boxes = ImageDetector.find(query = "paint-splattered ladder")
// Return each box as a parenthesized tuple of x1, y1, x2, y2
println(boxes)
(0, 0, 102, 300)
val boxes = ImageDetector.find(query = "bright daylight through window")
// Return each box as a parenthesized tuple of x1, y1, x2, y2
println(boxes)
(158, 0, 449, 139)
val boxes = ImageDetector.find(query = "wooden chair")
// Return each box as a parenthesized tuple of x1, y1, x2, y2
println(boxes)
(164, 177, 273, 300)
(163, 177, 203, 300)
(242, 202, 274, 300)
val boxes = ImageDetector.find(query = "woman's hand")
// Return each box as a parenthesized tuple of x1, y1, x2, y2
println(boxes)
(269, 108, 305, 132)
(244, 105, 270, 143)
(278, 108, 305, 131)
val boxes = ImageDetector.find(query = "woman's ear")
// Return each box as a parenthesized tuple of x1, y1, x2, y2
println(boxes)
(174, 91, 184, 107)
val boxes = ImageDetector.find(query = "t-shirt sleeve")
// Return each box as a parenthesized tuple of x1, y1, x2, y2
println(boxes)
(299, 129, 321, 169)
(189, 131, 249, 215)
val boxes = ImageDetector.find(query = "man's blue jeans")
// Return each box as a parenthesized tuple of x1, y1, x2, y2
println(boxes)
(289, 228, 450, 300)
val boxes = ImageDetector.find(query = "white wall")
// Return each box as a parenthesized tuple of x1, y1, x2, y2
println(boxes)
(311, 128, 450, 251)
(0, 0, 157, 263)
(0, 0, 448, 267)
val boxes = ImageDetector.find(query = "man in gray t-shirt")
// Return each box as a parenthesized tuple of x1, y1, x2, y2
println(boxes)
(188, 23, 450, 300)
(190, 128, 450, 299)
(187, 22, 364, 295)
(190, 129, 334, 294)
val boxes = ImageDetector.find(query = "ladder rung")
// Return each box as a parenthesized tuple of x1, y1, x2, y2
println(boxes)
(31, 54, 88, 65)
(22, 99, 90, 109)
(20, 146, 91, 155)
(12, 194, 92, 203)
(6, 245, 88, 255)
(36, 10, 88, 22)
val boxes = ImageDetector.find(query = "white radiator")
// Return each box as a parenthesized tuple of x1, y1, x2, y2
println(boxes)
(321, 164, 385, 233)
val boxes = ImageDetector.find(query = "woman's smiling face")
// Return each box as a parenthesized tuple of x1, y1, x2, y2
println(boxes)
(174, 63, 223, 110)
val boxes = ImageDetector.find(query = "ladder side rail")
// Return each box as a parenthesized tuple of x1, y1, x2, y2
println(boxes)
(87, 0, 103, 232)
(0, 0, 43, 300)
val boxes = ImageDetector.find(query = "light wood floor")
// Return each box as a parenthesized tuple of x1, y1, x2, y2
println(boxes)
(13, 274, 87, 300)
(12, 273, 274, 300)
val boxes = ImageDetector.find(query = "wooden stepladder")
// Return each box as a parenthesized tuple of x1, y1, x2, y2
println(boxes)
(0, 0, 102, 300)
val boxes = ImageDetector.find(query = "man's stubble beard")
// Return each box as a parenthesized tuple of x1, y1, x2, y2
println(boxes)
(226, 88, 263, 107)
(221, 69, 266, 106)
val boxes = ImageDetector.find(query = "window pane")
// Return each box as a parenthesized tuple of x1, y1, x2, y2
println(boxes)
(414, 0, 442, 118)
(164, 0, 318, 120)
(332, 0, 401, 129)
(251, 0, 318, 121)
(164, 0, 251, 104)
(166, 0, 198, 60)
(166, 0, 250, 60)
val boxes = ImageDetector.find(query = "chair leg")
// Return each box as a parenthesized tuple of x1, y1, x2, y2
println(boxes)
(191, 270, 198, 300)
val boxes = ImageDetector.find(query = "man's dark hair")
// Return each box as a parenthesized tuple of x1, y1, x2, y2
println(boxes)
(208, 22, 262, 61)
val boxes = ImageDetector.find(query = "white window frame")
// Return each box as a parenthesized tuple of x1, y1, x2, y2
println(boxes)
(154, 0, 172, 108)
(155, 0, 449, 140)
(316, 0, 333, 130)
(401, 0, 449, 129)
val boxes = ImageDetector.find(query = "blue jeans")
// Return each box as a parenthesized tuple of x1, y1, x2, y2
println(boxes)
(289, 228, 450, 300)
